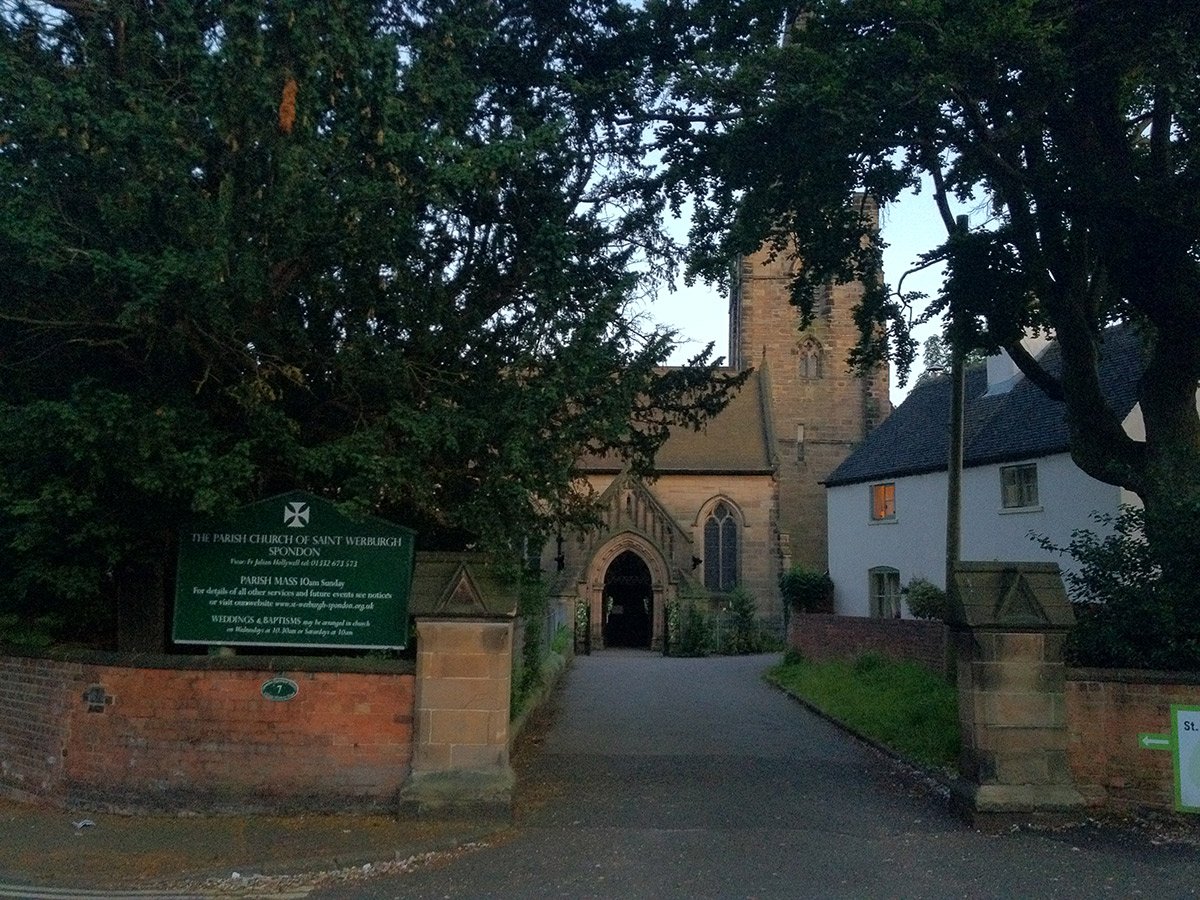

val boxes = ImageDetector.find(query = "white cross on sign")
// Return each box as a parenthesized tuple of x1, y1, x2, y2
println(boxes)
(283, 501, 310, 528)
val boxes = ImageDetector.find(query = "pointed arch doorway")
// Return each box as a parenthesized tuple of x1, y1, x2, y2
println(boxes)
(602, 551, 653, 648)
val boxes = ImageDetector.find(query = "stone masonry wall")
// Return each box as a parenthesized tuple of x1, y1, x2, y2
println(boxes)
(1066, 669, 1200, 811)
(787, 613, 948, 675)
(733, 237, 890, 575)
(563, 472, 780, 619)
(651, 472, 778, 616)
(411, 620, 512, 774)
(952, 629, 1078, 810)
(0, 650, 414, 813)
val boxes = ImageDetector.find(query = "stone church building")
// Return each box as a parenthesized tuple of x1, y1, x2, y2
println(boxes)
(543, 242, 890, 650)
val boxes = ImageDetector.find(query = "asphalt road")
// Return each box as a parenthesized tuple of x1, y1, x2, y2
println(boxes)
(313, 651, 1200, 899)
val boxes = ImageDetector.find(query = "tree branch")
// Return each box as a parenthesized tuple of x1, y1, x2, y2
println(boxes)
(1149, 82, 1171, 183)
(922, 145, 957, 235)
(1004, 339, 1063, 401)
(614, 110, 746, 128)
(1055, 322, 1147, 491)
(946, 95, 1062, 312)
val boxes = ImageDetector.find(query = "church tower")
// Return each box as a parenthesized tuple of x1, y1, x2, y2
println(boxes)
(548, 207, 891, 651)
(728, 222, 890, 575)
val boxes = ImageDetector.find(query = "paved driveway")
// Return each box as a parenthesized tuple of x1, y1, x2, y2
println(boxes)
(316, 651, 1199, 899)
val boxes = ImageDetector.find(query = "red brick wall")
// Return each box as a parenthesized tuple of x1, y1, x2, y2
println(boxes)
(787, 613, 948, 675)
(1066, 669, 1200, 811)
(0, 655, 79, 799)
(0, 650, 414, 813)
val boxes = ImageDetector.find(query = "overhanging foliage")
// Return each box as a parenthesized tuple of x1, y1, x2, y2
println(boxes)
(0, 0, 741, 637)
(643, 0, 1199, 632)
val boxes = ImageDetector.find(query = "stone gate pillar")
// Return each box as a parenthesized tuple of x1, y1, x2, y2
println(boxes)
(399, 553, 517, 819)
(947, 562, 1085, 821)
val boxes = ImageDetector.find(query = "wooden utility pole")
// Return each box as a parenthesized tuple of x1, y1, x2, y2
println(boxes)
(944, 214, 969, 592)
(945, 346, 965, 590)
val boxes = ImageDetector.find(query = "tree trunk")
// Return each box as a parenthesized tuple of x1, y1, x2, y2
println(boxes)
(116, 560, 167, 653)
(1122, 343, 1200, 664)
(1137, 326, 1200, 600)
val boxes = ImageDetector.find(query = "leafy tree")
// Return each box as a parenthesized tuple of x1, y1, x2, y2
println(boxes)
(646, 0, 1199, 629)
(0, 0, 739, 644)
(1037, 507, 1194, 669)
(913, 335, 985, 386)
(920, 336, 954, 379)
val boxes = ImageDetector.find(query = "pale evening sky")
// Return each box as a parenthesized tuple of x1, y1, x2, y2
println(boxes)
(646, 189, 960, 407)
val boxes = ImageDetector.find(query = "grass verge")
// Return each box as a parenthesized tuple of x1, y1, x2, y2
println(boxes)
(766, 651, 960, 771)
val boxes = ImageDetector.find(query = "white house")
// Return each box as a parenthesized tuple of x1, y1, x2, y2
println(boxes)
(824, 326, 1147, 618)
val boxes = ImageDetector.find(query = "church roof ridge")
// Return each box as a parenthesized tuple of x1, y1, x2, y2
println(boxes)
(578, 368, 774, 475)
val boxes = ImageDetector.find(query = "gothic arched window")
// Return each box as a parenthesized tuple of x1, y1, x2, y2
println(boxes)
(703, 501, 739, 592)
(799, 337, 823, 379)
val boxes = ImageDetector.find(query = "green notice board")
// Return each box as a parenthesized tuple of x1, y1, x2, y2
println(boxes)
(173, 491, 414, 650)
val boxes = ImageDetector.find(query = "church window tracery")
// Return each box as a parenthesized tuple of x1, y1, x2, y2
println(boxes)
(799, 337, 823, 379)
(703, 501, 739, 592)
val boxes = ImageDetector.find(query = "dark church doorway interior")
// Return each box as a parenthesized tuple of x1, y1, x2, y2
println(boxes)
(602, 551, 652, 648)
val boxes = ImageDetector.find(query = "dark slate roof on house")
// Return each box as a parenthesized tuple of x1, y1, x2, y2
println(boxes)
(578, 368, 775, 475)
(824, 325, 1146, 487)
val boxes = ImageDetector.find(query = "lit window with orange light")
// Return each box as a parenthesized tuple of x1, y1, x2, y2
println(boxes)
(870, 482, 896, 521)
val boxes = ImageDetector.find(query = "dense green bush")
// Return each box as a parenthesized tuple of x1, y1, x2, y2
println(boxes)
(0, 614, 62, 650)
(779, 566, 834, 613)
(903, 578, 949, 621)
(550, 624, 571, 655)
(719, 587, 761, 654)
(715, 587, 783, 654)
(666, 599, 714, 657)
(574, 597, 591, 653)
(1038, 507, 1199, 671)
(512, 576, 549, 714)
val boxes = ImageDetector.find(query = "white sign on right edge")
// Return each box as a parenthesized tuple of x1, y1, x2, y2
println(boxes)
(1173, 705, 1200, 813)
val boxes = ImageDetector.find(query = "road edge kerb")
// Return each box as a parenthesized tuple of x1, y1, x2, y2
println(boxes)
(762, 671, 956, 794)
(156, 824, 508, 891)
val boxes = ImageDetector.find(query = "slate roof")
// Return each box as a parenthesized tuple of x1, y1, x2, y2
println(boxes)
(824, 325, 1146, 487)
(578, 368, 774, 475)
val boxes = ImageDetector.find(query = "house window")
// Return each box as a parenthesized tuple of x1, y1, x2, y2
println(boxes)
(1000, 463, 1039, 509)
(870, 482, 896, 521)
(703, 501, 739, 592)
(869, 567, 902, 619)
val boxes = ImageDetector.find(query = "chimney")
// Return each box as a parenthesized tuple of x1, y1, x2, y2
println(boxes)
(984, 331, 1052, 396)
